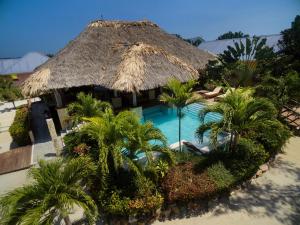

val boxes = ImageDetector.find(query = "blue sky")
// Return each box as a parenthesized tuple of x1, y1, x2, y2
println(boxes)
(0, 0, 299, 58)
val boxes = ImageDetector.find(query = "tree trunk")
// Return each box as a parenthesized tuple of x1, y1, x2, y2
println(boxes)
(232, 132, 239, 152)
(12, 101, 16, 109)
(178, 108, 182, 152)
(229, 131, 234, 151)
(64, 215, 72, 225)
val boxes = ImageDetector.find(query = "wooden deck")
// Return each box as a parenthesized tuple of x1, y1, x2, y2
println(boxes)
(0, 145, 32, 175)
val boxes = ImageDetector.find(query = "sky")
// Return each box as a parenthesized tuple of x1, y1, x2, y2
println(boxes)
(0, 0, 299, 58)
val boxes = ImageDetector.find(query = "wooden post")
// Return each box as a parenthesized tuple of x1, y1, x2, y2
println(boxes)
(113, 90, 118, 97)
(132, 92, 137, 107)
(46, 118, 62, 156)
(53, 90, 63, 108)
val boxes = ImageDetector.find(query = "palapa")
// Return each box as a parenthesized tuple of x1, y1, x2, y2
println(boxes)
(22, 20, 215, 96)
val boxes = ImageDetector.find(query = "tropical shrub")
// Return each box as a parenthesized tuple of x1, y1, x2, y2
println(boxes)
(162, 162, 216, 203)
(247, 120, 291, 155)
(67, 92, 111, 125)
(9, 107, 31, 146)
(207, 161, 235, 191)
(105, 191, 163, 216)
(227, 138, 268, 181)
(103, 174, 163, 216)
(255, 71, 300, 109)
(63, 131, 98, 159)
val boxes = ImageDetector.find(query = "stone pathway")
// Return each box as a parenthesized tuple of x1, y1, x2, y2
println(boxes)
(30, 101, 56, 163)
(0, 100, 56, 194)
(155, 137, 300, 225)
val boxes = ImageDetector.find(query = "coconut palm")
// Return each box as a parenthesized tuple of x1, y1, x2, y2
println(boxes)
(160, 79, 202, 151)
(123, 120, 174, 166)
(0, 157, 98, 225)
(196, 88, 277, 151)
(80, 109, 137, 184)
(67, 92, 111, 125)
(81, 109, 173, 183)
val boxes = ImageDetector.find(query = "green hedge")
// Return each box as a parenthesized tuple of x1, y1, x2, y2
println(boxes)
(9, 107, 31, 146)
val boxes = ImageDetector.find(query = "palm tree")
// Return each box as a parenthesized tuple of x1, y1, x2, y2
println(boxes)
(81, 109, 174, 184)
(122, 120, 174, 166)
(160, 79, 202, 151)
(80, 109, 137, 185)
(196, 88, 277, 151)
(67, 92, 111, 125)
(0, 157, 98, 225)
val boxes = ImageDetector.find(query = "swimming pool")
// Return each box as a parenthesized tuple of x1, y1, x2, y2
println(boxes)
(142, 103, 223, 146)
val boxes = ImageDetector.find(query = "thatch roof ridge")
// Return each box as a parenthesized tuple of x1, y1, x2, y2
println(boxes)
(22, 19, 215, 97)
(88, 20, 158, 28)
(112, 43, 198, 92)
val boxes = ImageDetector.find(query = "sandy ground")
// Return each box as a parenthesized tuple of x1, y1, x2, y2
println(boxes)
(154, 136, 300, 225)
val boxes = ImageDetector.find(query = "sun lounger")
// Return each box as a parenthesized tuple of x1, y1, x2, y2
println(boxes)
(182, 141, 210, 155)
(200, 86, 223, 99)
(215, 88, 235, 101)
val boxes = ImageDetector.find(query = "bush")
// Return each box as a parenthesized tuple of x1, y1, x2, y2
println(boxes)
(162, 162, 217, 203)
(9, 107, 31, 146)
(248, 120, 291, 155)
(105, 191, 130, 215)
(173, 151, 206, 164)
(227, 138, 269, 181)
(104, 191, 163, 216)
(207, 161, 235, 191)
(63, 132, 98, 159)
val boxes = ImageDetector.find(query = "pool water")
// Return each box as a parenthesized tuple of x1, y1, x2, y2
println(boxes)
(142, 103, 223, 146)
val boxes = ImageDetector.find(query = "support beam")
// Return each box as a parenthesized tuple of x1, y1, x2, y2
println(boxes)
(113, 90, 118, 97)
(53, 90, 63, 108)
(132, 92, 137, 107)
(160, 87, 163, 93)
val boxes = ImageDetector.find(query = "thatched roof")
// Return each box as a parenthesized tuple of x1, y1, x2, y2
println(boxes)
(22, 20, 215, 96)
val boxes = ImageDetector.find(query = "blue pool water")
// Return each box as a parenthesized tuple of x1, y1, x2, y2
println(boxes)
(142, 103, 223, 146)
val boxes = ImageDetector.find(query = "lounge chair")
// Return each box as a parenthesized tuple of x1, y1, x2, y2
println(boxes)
(199, 86, 223, 99)
(182, 141, 210, 155)
(215, 88, 235, 101)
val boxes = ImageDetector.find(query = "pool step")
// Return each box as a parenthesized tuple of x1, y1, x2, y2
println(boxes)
(182, 103, 222, 121)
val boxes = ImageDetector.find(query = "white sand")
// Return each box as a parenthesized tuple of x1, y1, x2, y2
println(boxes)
(154, 137, 300, 225)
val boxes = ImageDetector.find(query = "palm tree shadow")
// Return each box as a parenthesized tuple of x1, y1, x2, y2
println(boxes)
(212, 158, 300, 225)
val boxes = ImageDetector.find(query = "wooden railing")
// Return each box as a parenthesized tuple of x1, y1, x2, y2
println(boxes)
(281, 99, 300, 129)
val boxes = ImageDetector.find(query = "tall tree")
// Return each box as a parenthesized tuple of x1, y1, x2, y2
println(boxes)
(215, 36, 271, 87)
(0, 158, 98, 225)
(160, 79, 202, 151)
(196, 88, 277, 151)
(278, 15, 300, 72)
(217, 31, 249, 40)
